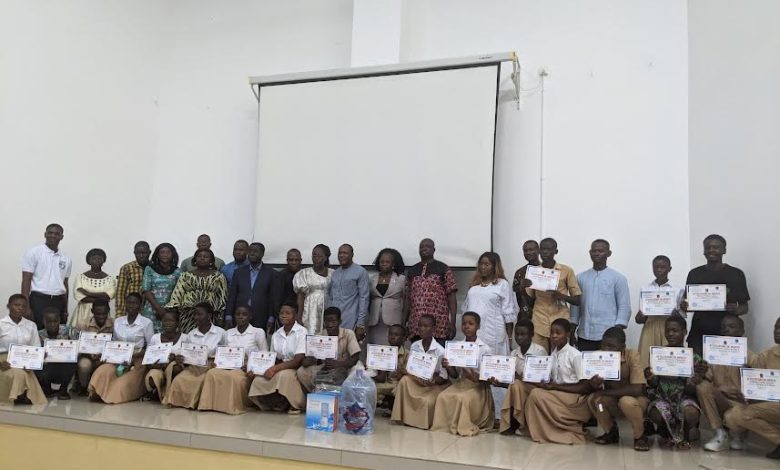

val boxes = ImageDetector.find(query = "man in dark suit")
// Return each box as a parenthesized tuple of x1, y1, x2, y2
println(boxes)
(225, 242, 278, 332)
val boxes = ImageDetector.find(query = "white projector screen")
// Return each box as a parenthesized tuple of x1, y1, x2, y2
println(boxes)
(255, 64, 499, 267)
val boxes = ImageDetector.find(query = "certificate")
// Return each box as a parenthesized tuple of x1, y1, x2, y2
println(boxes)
(523, 355, 553, 383)
(525, 265, 560, 292)
(445, 341, 479, 368)
(640, 289, 677, 315)
(703, 335, 748, 366)
(101, 341, 134, 364)
(78, 332, 112, 354)
(180, 343, 208, 366)
(305, 335, 338, 360)
(479, 355, 516, 384)
(366, 344, 399, 372)
(406, 350, 438, 381)
(741, 368, 780, 402)
(44, 339, 79, 363)
(582, 351, 621, 381)
(214, 346, 245, 370)
(247, 351, 276, 375)
(650, 346, 693, 377)
(8, 344, 45, 370)
(686, 284, 727, 311)
(142, 343, 173, 365)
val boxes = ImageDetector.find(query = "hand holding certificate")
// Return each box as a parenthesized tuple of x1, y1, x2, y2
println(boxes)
(686, 284, 726, 311)
(741, 368, 780, 402)
(8, 344, 45, 370)
(650, 346, 693, 377)
(445, 341, 480, 368)
(305, 335, 338, 360)
(366, 344, 398, 372)
(523, 355, 553, 383)
(142, 343, 173, 365)
(525, 265, 560, 292)
(703, 335, 747, 366)
(180, 343, 208, 366)
(479, 355, 516, 383)
(247, 351, 276, 375)
(44, 339, 79, 363)
(640, 289, 677, 316)
(215, 346, 245, 370)
(101, 341, 134, 365)
(406, 350, 438, 381)
(78, 332, 112, 354)
(582, 351, 621, 381)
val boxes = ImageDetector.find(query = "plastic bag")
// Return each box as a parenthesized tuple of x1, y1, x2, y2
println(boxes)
(337, 368, 376, 435)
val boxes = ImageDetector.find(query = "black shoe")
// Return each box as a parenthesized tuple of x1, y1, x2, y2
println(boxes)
(643, 419, 656, 436)
(767, 445, 780, 460)
(57, 389, 71, 400)
(594, 426, 620, 445)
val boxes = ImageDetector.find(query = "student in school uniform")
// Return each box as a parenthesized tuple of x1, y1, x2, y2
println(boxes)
(635, 255, 684, 367)
(75, 300, 114, 395)
(498, 319, 547, 435)
(645, 315, 707, 450)
(698, 314, 755, 452)
(163, 303, 226, 409)
(525, 318, 593, 445)
(88, 293, 154, 403)
(36, 308, 78, 399)
(144, 310, 184, 401)
(724, 316, 780, 460)
(297, 307, 361, 392)
(0, 294, 47, 405)
(372, 324, 408, 412)
(431, 312, 494, 436)
(587, 327, 650, 451)
(391, 315, 450, 430)
(248, 303, 307, 414)
(198, 305, 268, 415)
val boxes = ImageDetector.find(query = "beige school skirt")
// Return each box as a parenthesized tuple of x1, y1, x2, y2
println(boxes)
(390, 375, 448, 430)
(499, 381, 536, 432)
(525, 389, 592, 444)
(198, 369, 251, 415)
(431, 378, 494, 436)
(88, 358, 147, 404)
(0, 354, 46, 405)
(162, 365, 209, 409)
(248, 369, 305, 411)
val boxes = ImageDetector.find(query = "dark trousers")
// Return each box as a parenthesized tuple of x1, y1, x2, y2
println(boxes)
(29, 291, 67, 329)
(577, 337, 602, 352)
(35, 363, 77, 393)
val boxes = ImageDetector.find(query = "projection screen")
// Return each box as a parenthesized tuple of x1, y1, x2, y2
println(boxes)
(252, 59, 502, 267)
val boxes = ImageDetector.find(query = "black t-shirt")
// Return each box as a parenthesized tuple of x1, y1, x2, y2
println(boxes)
(685, 264, 750, 339)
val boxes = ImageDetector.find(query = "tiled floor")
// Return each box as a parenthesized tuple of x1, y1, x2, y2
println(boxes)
(0, 398, 775, 470)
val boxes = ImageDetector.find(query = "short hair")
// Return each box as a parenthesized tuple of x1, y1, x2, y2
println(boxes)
(280, 301, 298, 312)
(551, 318, 572, 333)
(602, 327, 626, 346)
(150, 243, 180, 271)
(7, 293, 27, 304)
(92, 299, 110, 312)
(652, 255, 671, 265)
(419, 314, 436, 326)
(234, 239, 249, 247)
(591, 239, 610, 250)
(463, 311, 481, 325)
(323, 306, 342, 320)
(191, 248, 216, 268)
(522, 240, 539, 248)
(373, 248, 406, 276)
(161, 310, 179, 321)
(389, 324, 407, 336)
(313, 244, 331, 267)
(721, 313, 744, 329)
(287, 248, 301, 256)
(134, 241, 150, 249)
(515, 318, 534, 333)
(45, 223, 64, 232)
(194, 302, 214, 314)
(340, 243, 354, 254)
(125, 292, 143, 302)
(703, 234, 727, 246)
(250, 242, 266, 254)
(42, 307, 61, 318)
(85, 248, 107, 264)
(197, 234, 211, 242)
(665, 315, 687, 330)
(539, 237, 558, 249)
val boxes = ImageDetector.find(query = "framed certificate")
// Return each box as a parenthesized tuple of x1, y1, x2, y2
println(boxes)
(686, 284, 727, 311)
(142, 343, 173, 365)
(703, 335, 748, 366)
(640, 289, 677, 316)
(366, 344, 399, 372)
(180, 343, 208, 366)
(523, 355, 553, 383)
(582, 351, 621, 381)
(479, 355, 516, 384)
(247, 351, 276, 375)
(8, 344, 45, 370)
(214, 346, 245, 370)
(44, 339, 79, 363)
(741, 368, 780, 402)
(445, 341, 479, 368)
(650, 346, 693, 377)
(101, 341, 134, 365)
(305, 335, 338, 360)
(78, 332, 112, 354)
(406, 350, 438, 381)
(525, 265, 560, 292)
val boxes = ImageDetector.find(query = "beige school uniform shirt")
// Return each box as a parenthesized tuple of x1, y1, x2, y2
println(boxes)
(528, 263, 581, 339)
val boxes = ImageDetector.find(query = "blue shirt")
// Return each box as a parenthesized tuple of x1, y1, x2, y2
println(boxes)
(327, 263, 370, 329)
(221, 259, 250, 288)
(570, 267, 631, 341)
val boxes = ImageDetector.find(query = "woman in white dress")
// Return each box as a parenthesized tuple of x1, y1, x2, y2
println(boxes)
(68, 248, 117, 331)
(293, 244, 333, 334)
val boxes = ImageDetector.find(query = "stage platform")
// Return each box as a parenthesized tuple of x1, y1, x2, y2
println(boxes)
(0, 398, 775, 470)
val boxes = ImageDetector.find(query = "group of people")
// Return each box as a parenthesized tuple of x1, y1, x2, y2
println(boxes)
(0, 223, 776, 461)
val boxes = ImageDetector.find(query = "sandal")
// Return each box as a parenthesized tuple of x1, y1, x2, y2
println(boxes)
(634, 435, 650, 452)
(658, 436, 675, 449)
(676, 441, 692, 451)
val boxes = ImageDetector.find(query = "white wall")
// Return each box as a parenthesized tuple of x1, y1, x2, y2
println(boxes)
(688, 0, 780, 350)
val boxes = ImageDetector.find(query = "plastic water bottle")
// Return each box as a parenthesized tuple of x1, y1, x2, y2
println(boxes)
(338, 368, 377, 435)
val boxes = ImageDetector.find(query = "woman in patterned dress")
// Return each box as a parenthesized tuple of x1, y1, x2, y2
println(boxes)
(67, 248, 117, 331)
(165, 248, 227, 333)
(293, 244, 333, 334)
(142, 243, 181, 333)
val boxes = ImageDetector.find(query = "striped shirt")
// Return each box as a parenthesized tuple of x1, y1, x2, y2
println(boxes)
(115, 261, 145, 316)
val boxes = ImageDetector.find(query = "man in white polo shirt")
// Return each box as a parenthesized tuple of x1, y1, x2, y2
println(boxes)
(21, 223, 73, 328)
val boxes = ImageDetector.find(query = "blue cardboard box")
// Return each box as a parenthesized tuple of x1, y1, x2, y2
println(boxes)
(305, 391, 339, 432)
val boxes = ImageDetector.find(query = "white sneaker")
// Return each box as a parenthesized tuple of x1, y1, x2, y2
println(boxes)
(729, 431, 746, 451)
(704, 429, 729, 452)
